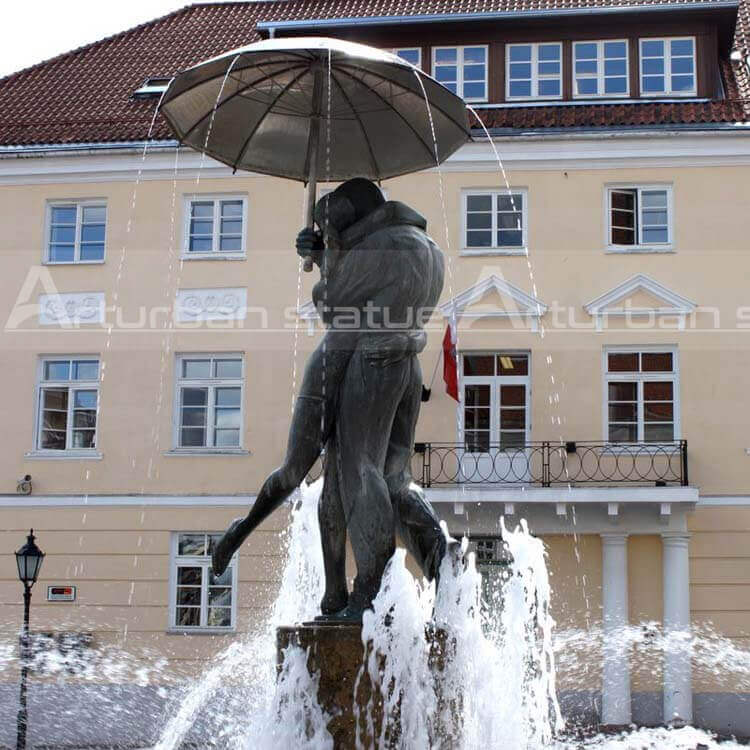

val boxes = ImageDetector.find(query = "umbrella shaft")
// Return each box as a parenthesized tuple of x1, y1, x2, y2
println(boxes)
(306, 116, 320, 231)
(303, 62, 325, 272)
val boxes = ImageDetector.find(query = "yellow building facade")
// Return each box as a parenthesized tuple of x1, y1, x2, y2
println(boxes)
(0, 0, 749, 744)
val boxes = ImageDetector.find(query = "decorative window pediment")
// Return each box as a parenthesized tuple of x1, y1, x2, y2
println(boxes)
(584, 274, 696, 330)
(439, 275, 548, 332)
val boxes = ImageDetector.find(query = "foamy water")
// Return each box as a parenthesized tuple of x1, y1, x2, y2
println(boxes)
(356, 517, 562, 749)
(151, 481, 746, 749)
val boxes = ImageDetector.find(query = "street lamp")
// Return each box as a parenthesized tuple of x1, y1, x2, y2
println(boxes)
(15, 530, 44, 750)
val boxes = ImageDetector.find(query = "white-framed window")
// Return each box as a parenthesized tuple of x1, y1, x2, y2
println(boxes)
(45, 200, 106, 264)
(392, 47, 422, 69)
(432, 46, 488, 102)
(183, 195, 247, 257)
(606, 185, 672, 250)
(573, 40, 629, 97)
(604, 347, 679, 444)
(506, 43, 563, 100)
(639, 37, 696, 96)
(462, 189, 527, 254)
(35, 357, 100, 452)
(169, 532, 237, 631)
(133, 77, 172, 100)
(174, 354, 244, 450)
(469, 535, 512, 621)
(462, 353, 530, 451)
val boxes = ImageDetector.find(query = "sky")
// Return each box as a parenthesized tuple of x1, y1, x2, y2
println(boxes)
(0, 1, 204, 78)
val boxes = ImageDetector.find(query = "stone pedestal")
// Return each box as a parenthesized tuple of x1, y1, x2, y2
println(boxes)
(277, 623, 451, 749)
(277, 623, 374, 749)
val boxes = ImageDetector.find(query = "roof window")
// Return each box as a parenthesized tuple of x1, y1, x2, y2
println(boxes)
(133, 77, 172, 100)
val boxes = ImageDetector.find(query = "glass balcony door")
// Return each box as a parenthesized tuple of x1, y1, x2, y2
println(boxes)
(461, 353, 530, 483)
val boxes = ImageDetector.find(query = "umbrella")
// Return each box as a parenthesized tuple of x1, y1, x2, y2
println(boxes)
(160, 37, 470, 270)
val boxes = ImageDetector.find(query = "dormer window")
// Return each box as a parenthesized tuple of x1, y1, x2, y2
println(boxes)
(506, 43, 562, 100)
(574, 40, 629, 98)
(432, 46, 488, 102)
(392, 47, 421, 69)
(133, 77, 172, 100)
(639, 38, 696, 96)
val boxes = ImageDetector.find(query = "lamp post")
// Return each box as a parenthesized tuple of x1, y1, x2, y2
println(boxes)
(15, 529, 44, 750)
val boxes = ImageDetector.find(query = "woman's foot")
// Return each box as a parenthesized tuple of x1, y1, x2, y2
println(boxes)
(211, 517, 247, 576)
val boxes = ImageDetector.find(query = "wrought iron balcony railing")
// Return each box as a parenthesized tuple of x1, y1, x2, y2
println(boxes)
(412, 440, 688, 488)
(307, 441, 688, 488)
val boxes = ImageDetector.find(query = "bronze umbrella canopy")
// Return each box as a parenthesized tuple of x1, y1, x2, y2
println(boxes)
(159, 37, 470, 270)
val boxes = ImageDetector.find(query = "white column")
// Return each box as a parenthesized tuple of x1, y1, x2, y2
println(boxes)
(601, 533, 631, 726)
(662, 532, 692, 724)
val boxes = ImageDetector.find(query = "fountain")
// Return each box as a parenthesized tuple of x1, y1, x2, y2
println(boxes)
(3, 36, 747, 750)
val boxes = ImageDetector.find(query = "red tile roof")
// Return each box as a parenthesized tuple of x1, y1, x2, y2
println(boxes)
(0, 0, 747, 147)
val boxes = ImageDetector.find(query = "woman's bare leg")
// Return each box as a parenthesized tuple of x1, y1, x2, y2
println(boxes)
(212, 395, 325, 576)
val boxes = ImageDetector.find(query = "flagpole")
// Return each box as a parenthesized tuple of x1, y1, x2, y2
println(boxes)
(427, 343, 442, 390)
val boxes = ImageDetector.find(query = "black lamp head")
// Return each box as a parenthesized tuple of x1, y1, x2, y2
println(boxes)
(15, 529, 44, 586)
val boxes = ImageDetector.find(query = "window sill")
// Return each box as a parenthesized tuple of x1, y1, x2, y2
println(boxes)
(25, 450, 103, 461)
(640, 93, 697, 99)
(460, 247, 528, 257)
(572, 94, 630, 101)
(164, 448, 250, 457)
(598, 443, 681, 455)
(605, 246, 675, 255)
(166, 627, 236, 636)
(505, 96, 563, 104)
(180, 253, 246, 262)
(43, 259, 106, 266)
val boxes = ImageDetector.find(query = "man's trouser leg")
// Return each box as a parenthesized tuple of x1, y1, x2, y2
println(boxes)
(318, 435, 348, 613)
(385, 358, 446, 582)
(336, 352, 409, 612)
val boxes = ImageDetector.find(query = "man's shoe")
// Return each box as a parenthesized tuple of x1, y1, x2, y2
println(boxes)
(320, 590, 349, 615)
(313, 605, 365, 625)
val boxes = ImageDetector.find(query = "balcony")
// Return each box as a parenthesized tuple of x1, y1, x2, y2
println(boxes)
(412, 440, 688, 488)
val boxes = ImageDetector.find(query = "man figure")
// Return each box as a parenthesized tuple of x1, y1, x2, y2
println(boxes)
(304, 183, 448, 621)
(212, 179, 451, 621)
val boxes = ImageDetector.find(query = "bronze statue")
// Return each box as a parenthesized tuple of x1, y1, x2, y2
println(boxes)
(212, 179, 457, 622)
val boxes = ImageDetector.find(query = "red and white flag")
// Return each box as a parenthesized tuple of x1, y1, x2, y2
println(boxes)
(442, 323, 459, 402)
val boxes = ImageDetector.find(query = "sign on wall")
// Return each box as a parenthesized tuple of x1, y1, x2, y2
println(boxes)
(47, 585, 76, 602)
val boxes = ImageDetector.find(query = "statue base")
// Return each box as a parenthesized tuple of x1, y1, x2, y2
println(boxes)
(277, 622, 452, 749)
